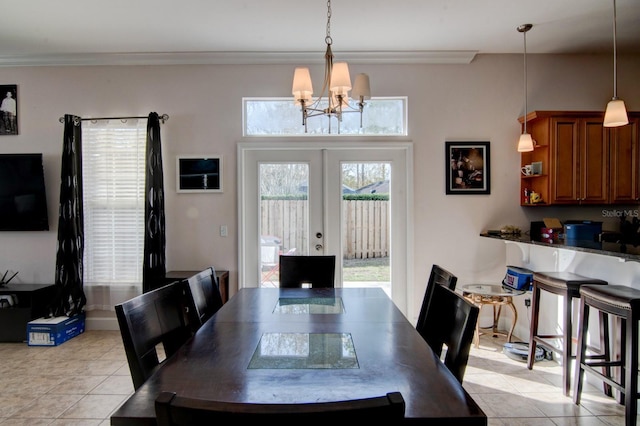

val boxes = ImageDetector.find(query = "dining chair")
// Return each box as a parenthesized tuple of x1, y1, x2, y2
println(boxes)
(155, 391, 405, 424)
(419, 284, 479, 384)
(278, 255, 336, 288)
(183, 266, 223, 326)
(416, 264, 458, 339)
(115, 280, 200, 390)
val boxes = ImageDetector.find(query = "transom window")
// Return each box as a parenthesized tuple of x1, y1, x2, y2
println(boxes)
(243, 97, 407, 136)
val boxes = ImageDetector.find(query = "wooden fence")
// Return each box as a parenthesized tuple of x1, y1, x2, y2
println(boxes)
(261, 199, 389, 259)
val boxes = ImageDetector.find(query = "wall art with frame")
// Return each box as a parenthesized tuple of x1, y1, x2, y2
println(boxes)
(445, 141, 490, 194)
(0, 84, 18, 135)
(176, 156, 223, 193)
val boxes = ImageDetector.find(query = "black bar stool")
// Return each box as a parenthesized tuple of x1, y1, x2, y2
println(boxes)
(527, 271, 608, 396)
(574, 284, 640, 426)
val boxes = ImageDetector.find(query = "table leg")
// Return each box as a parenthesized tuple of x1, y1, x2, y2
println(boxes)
(506, 297, 517, 343)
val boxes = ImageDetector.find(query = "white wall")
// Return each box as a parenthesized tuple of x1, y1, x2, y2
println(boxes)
(0, 53, 638, 331)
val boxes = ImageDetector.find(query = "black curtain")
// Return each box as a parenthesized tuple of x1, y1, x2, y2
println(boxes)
(53, 114, 86, 317)
(142, 112, 167, 293)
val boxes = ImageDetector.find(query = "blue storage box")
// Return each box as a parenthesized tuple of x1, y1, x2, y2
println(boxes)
(502, 266, 534, 291)
(27, 313, 85, 346)
(564, 221, 602, 241)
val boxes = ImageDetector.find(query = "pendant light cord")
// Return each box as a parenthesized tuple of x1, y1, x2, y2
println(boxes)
(523, 29, 528, 133)
(518, 24, 532, 134)
(612, 0, 618, 99)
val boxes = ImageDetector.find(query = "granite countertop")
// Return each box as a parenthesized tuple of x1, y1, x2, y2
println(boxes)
(479, 232, 640, 262)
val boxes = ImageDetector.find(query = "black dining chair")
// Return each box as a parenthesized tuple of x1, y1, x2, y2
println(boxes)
(416, 264, 458, 339)
(419, 284, 479, 384)
(115, 280, 200, 390)
(278, 255, 336, 288)
(183, 266, 223, 327)
(155, 391, 405, 424)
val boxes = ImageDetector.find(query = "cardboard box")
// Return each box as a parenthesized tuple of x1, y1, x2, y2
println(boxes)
(27, 313, 85, 346)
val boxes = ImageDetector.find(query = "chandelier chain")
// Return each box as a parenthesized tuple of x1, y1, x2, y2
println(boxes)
(325, 0, 332, 45)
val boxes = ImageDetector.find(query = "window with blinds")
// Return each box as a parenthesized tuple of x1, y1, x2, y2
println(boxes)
(82, 120, 147, 287)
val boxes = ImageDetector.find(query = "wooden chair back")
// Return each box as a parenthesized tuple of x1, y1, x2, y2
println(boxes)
(416, 264, 458, 337)
(420, 284, 479, 384)
(115, 280, 199, 390)
(155, 391, 405, 424)
(184, 267, 223, 326)
(279, 255, 336, 288)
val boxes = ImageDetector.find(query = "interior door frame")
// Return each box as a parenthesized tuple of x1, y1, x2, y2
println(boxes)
(238, 139, 414, 317)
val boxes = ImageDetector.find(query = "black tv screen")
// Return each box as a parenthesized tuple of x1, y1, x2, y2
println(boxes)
(0, 153, 49, 231)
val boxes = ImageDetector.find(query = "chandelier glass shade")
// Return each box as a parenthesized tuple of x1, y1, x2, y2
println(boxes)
(291, 0, 371, 133)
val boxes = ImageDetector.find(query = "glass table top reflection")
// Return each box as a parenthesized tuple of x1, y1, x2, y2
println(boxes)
(248, 332, 358, 369)
(273, 297, 345, 314)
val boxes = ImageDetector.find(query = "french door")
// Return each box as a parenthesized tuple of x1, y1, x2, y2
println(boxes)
(238, 141, 412, 315)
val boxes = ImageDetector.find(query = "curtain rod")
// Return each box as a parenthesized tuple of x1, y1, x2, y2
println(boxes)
(58, 114, 169, 124)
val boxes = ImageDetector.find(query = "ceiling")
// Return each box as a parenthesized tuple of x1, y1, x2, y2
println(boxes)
(1, 0, 639, 66)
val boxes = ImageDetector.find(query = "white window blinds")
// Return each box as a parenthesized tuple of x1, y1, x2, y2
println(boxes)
(82, 119, 147, 287)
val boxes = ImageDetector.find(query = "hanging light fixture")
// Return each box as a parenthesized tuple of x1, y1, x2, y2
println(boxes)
(603, 0, 628, 127)
(517, 24, 534, 153)
(291, 0, 371, 134)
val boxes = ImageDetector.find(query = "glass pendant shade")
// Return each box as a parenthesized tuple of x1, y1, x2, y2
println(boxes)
(351, 73, 371, 100)
(604, 99, 629, 128)
(517, 133, 534, 152)
(292, 67, 313, 104)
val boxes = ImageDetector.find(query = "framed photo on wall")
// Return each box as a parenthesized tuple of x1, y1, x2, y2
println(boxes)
(0, 85, 18, 135)
(445, 141, 490, 194)
(176, 156, 223, 193)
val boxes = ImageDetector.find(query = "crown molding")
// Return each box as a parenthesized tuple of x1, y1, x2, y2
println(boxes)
(0, 50, 477, 67)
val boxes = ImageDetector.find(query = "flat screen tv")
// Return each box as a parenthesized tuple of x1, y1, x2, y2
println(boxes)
(0, 153, 49, 231)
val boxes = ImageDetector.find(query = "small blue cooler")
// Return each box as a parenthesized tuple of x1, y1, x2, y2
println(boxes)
(502, 266, 534, 291)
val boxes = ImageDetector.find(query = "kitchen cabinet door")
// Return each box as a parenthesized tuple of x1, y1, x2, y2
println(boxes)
(550, 117, 580, 204)
(578, 118, 609, 204)
(609, 115, 639, 204)
(550, 116, 607, 205)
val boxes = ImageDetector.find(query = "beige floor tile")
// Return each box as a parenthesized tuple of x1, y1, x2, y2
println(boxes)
(89, 375, 134, 395)
(9, 394, 83, 419)
(58, 394, 128, 420)
(0, 329, 633, 424)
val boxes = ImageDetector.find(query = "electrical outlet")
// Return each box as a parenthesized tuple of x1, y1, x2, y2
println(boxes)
(524, 298, 531, 307)
(220, 225, 228, 237)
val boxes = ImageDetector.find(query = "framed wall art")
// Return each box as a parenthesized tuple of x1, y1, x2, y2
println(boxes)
(0, 85, 18, 135)
(176, 156, 223, 193)
(445, 141, 490, 195)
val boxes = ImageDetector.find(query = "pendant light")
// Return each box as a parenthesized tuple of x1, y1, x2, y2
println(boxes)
(603, 0, 628, 127)
(517, 24, 534, 152)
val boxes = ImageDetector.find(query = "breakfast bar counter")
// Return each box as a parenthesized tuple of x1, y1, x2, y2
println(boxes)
(480, 233, 640, 262)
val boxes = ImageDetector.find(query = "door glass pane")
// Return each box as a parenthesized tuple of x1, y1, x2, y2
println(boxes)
(259, 163, 309, 287)
(341, 162, 391, 297)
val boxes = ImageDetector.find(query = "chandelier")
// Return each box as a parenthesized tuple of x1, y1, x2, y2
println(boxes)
(291, 0, 371, 134)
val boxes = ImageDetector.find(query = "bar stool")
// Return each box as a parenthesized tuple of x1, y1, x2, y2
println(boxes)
(574, 284, 640, 426)
(527, 271, 608, 396)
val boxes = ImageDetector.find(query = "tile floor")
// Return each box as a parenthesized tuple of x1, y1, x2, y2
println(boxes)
(0, 329, 632, 425)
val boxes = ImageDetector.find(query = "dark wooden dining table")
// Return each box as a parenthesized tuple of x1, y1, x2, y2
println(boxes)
(110, 287, 487, 425)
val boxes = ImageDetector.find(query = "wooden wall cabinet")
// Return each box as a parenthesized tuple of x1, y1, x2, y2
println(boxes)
(609, 115, 640, 204)
(519, 111, 639, 206)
